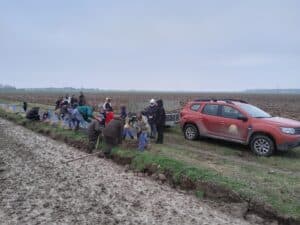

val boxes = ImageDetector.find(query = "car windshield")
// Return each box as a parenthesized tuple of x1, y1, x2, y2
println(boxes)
(235, 103, 272, 118)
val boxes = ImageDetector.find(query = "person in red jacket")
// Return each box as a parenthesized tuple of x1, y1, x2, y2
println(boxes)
(105, 110, 114, 125)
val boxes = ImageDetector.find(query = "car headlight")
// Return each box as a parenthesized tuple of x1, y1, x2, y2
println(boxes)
(280, 127, 296, 135)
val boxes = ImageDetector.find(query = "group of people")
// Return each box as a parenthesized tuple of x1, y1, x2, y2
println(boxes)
(88, 98, 166, 158)
(25, 93, 167, 158)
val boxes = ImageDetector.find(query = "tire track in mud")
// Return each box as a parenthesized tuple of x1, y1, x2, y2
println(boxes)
(0, 118, 251, 225)
(164, 133, 300, 176)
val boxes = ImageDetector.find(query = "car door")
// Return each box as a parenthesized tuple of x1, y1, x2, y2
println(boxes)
(219, 105, 249, 141)
(201, 104, 224, 136)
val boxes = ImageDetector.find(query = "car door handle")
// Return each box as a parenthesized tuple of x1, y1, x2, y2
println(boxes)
(219, 121, 225, 125)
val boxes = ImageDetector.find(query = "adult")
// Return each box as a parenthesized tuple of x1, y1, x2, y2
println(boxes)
(155, 99, 166, 144)
(78, 92, 86, 106)
(26, 107, 40, 121)
(63, 94, 71, 104)
(144, 99, 158, 139)
(55, 96, 63, 110)
(70, 94, 78, 107)
(103, 97, 113, 112)
(87, 118, 104, 153)
(98, 116, 123, 158)
(64, 105, 94, 130)
(23, 101, 27, 112)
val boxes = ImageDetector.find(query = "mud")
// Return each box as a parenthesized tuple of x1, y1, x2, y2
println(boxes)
(0, 118, 253, 225)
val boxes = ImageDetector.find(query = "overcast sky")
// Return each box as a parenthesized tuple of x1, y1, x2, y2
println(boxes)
(0, 0, 299, 91)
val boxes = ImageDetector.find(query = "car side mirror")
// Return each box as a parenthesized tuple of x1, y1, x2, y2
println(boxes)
(237, 115, 248, 122)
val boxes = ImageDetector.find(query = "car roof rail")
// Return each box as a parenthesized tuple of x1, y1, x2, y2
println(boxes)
(193, 99, 213, 102)
(221, 99, 248, 104)
(193, 98, 248, 104)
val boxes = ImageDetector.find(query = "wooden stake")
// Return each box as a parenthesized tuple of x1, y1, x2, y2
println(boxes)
(64, 152, 99, 164)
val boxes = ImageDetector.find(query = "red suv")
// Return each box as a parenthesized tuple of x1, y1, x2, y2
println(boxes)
(180, 99, 300, 156)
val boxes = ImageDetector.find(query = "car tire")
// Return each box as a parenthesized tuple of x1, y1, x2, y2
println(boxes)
(250, 135, 275, 156)
(184, 124, 199, 140)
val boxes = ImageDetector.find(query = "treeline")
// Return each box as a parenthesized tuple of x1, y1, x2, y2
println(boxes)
(0, 84, 17, 91)
(245, 89, 300, 94)
(0, 85, 104, 93)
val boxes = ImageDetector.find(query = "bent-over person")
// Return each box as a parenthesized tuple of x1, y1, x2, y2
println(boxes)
(87, 118, 104, 153)
(98, 116, 123, 158)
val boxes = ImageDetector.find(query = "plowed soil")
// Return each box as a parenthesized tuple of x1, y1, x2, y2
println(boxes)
(0, 118, 251, 225)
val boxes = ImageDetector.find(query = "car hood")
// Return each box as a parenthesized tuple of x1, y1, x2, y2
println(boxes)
(258, 117, 300, 127)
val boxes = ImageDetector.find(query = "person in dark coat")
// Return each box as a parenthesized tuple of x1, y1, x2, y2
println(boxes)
(26, 107, 40, 121)
(70, 94, 78, 107)
(98, 116, 123, 158)
(23, 101, 27, 112)
(144, 99, 158, 139)
(55, 96, 63, 110)
(78, 92, 86, 106)
(103, 97, 113, 112)
(155, 99, 166, 144)
(87, 119, 104, 153)
(120, 105, 127, 120)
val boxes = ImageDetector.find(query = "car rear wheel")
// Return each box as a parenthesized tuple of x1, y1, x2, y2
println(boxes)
(250, 135, 275, 156)
(184, 124, 199, 140)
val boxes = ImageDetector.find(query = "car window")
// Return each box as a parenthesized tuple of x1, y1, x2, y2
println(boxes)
(190, 104, 201, 111)
(202, 104, 219, 116)
(221, 105, 243, 119)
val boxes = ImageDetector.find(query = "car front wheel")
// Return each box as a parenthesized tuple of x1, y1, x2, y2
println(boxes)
(184, 124, 199, 140)
(250, 135, 275, 156)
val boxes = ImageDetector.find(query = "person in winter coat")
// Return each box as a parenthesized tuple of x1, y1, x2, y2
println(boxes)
(155, 99, 166, 144)
(55, 96, 63, 110)
(70, 94, 78, 107)
(98, 116, 124, 158)
(120, 105, 134, 139)
(87, 118, 104, 153)
(144, 99, 158, 139)
(23, 101, 27, 112)
(136, 112, 151, 151)
(123, 116, 134, 140)
(78, 92, 86, 106)
(103, 97, 113, 112)
(26, 107, 40, 121)
(120, 105, 127, 120)
(76, 105, 94, 122)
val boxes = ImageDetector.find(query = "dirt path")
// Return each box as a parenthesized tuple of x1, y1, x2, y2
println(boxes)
(0, 118, 252, 225)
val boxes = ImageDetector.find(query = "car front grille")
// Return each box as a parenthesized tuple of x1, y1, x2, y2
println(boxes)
(295, 128, 300, 135)
(166, 113, 180, 122)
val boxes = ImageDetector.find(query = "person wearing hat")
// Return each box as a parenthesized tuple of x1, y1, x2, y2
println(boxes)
(103, 97, 113, 112)
(144, 99, 158, 139)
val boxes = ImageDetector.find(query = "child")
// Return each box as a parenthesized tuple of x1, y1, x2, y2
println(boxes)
(135, 112, 150, 151)
(123, 116, 134, 140)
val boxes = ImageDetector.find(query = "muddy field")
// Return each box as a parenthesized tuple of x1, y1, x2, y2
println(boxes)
(0, 118, 253, 225)
(1, 92, 300, 120)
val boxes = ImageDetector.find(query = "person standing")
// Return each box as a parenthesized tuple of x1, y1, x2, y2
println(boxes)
(136, 112, 150, 151)
(78, 92, 86, 106)
(23, 101, 27, 112)
(155, 99, 166, 144)
(70, 94, 78, 107)
(144, 99, 158, 139)
(103, 97, 113, 112)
